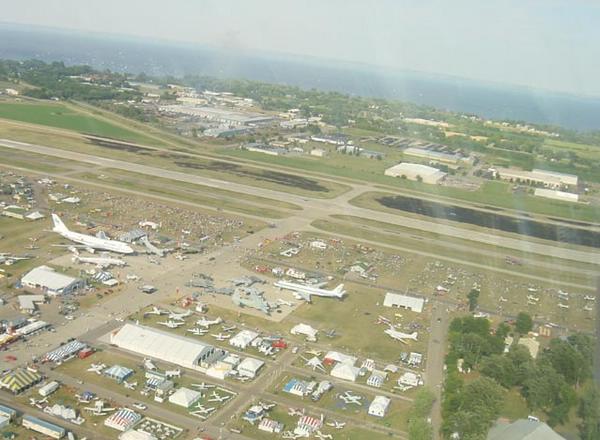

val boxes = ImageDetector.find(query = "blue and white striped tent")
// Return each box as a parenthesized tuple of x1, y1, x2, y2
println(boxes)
(44, 340, 87, 363)
(103, 365, 134, 383)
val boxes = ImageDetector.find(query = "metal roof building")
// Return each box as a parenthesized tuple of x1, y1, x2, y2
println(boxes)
(21, 265, 84, 296)
(487, 419, 565, 440)
(22, 415, 66, 439)
(110, 323, 225, 370)
(383, 292, 425, 313)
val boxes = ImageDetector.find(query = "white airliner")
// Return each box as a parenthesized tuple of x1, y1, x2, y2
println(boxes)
(274, 280, 346, 302)
(51, 214, 134, 254)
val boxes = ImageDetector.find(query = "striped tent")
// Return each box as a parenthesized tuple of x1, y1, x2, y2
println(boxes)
(45, 340, 86, 363)
(0, 369, 42, 394)
(104, 408, 141, 431)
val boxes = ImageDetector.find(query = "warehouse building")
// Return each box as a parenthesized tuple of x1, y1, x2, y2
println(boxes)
(384, 163, 447, 184)
(487, 419, 565, 440)
(330, 363, 360, 382)
(383, 293, 425, 313)
(229, 330, 259, 350)
(168, 387, 202, 408)
(237, 357, 265, 378)
(403, 147, 469, 164)
(159, 105, 275, 126)
(534, 188, 579, 202)
(22, 415, 66, 439)
(496, 168, 578, 188)
(110, 323, 226, 371)
(21, 266, 84, 296)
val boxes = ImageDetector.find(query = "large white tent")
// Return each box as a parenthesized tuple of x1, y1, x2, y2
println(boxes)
(168, 387, 202, 408)
(110, 323, 224, 370)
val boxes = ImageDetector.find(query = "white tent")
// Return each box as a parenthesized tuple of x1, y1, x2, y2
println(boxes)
(168, 387, 202, 408)
(330, 363, 360, 382)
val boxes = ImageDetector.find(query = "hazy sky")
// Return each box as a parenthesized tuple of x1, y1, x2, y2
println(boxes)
(3, 0, 600, 96)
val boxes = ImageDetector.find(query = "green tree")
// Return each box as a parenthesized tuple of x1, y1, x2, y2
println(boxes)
(515, 312, 533, 334)
(467, 288, 480, 311)
(579, 385, 600, 440)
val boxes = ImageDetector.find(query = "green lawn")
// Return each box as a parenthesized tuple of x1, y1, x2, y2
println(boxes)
(0, 101, 157, 144)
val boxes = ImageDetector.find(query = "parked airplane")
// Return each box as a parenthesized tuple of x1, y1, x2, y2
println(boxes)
(83, 400, 115, 416)
(157, 320, 184, 329)
(339, 391, 362, 405)
(584, 305, 593, 312)
(168, 310, 192, 321)
(187, 327, 208, 336)
(526, 295, 540, 302)
(302, 356, 326, 373)
(222, 325, 237, 333)
(123, 380, 137, 390)
(499, 296, 508, 302)
(315, 431, 333, 440)
(211, 333, 231, 341)
(276, 298, 294, 307)
(384, 326, 418, 343)
(191, 405, 216, 416)
(69, 246, 126, 269)
(140, 235, 171, 257)
(288, 407, 305, 417)
(208, 392, 231, 403)
(144, 306, 168, 317)
(87, 363, 106, 374)
(274, 280, 346, 302)
(305, 349, 322, 357)
(0, 253, 33, 265)
(558, 303, 570, 309)
(584, 296, 596, 301)
(196, 317, 223, 328)
(191, 382, 215, 390)
(142, 358, 157, 370)
(326, 420, 346, 429)
(165, 369, 181, 378)
(29, 397, 48, 408)
(51, 214, 134, 254)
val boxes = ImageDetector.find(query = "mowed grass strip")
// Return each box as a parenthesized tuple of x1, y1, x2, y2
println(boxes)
(0, 101, 157, 144)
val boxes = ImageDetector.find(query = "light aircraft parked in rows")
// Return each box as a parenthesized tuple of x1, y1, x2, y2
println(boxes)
(168, 310, 192, 321)
(87, 363, 106, 374)
(187, 327, 208, 336)
(339, 391, 362, 405)
(326, 420, 346, 429)
(208, 391, 231, 403)
(584, 296, 596, 301)
(51, 214, 133, 254)
(315, 431, 333, 440)
(144, 306, 167, 317)
(301, 355, 326, 373)
(83, 400, 116, 416)
(211, 333, 231, 341)
(191, 382, 215, 390)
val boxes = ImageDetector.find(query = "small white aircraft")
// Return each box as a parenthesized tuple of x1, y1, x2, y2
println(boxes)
(75, 393, 94, 404)
(192, 405, 216, 416)
(143, 358, 157, 370)
(288, 407, 305, 417)
(274, 280, 346, 302)
(51, 214, 134, 254)
(83, 400, 116, 416)
(584, 305, 593, 312)
(258, 345, 275, 356)
(558, 290, 570, 298)
(282, 432, 302, 440)
(584, 295, 596, 301)
(339, 391, 362, 405)
(302, 356, 326, 373)
(499, 296, 508, 302)
(144, 306, 168, 317)
(558, 303, 570, 309)
(196, 316, 223, 328)
(187, 327, 209, 336)
(29, 397, 48, 408)
(87, 363, 106, 374)
(384, 326, 418, 343)
(123, 380, 137, 390)
(211, 333, 231, 341)
(157, 320, 184, 329)
(165, 369, 181, 378)
(326, 420, 346, 429)
(276, 298, 294, 307)
(208, 391, 231, 403)
(222, 324, 237, 332)
(527, 287, 539, 292)
(259, 401, 276, 411)
(527, 295, 540, 302)
(191, 382, 215, 390)
(305, 349, 322, 357)
(315, 431, 333, 440)
(0, 253, 33, 265)
(168, 310, 192, 321)
(527, 300, 539, 306)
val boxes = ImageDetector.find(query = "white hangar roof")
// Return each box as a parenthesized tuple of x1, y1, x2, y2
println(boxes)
(21, 265, 81, 292)
(110, 323, 214, 369)
(383, 292, 425, 313)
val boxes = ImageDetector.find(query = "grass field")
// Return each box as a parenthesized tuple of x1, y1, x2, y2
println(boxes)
(0, 101, 159, 145)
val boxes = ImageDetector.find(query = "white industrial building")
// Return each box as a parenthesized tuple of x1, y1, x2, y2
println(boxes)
(237, 357, 265, 378)
(159, 105, 275, 126)
(384, 163, 447, 184)
(403, 147, 469, 164)
(229, 330, 259, 350)
(383, 293, 425, 313)
(368, 396, 391, 418)
(110, 323, 226, 371)
(18, 295, 46, 313)
(21, 266, 84, 296)
(496, 168, 578, 188)
(168, 387, 202, 408)
(534, 188, 579, 202)
(324, 351, 357, 366)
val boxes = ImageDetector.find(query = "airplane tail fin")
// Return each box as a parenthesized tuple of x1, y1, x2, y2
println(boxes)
(51, 214, 69, 233)
(333, 284, 346, 297)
